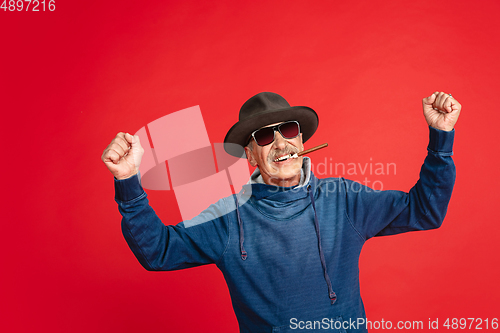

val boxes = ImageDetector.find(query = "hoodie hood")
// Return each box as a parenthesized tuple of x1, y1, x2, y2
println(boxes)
(238, 157, 313, 218)
(247, 156, 312, 189)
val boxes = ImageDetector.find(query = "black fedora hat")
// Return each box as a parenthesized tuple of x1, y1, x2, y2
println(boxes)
(224, 92, 319, 158)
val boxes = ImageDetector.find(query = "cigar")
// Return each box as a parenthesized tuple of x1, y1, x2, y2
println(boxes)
(274, 143, 328, 162)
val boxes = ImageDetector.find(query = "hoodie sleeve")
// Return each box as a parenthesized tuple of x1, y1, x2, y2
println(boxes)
(344, 126, 456, 240)
(114, 174, 230, 271)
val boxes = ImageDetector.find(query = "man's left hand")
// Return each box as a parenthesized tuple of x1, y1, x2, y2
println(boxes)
(422, 91, 461, 131)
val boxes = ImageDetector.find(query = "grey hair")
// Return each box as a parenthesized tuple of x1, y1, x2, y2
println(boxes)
(246, 139, 254, 152)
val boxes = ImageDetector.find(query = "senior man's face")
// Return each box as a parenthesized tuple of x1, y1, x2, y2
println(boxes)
(244, 122, 304, 187)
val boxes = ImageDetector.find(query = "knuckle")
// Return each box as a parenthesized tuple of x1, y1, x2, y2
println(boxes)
(110, 143, 121, 151)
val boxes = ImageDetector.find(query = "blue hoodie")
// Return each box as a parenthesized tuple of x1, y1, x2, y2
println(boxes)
(114, 127, 455, 332)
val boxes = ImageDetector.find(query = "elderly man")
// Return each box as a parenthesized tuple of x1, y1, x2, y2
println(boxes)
(102, 91, 460, 332)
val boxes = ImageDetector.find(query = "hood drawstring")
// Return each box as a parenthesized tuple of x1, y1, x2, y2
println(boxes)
(236, 185, 337, 304)
(235, 191, 247, 260)
(308, 185, 337, 305)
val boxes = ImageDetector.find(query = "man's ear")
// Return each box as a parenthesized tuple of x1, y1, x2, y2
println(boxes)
(245, 145, 257, 167)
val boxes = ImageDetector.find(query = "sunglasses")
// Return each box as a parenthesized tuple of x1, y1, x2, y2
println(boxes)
(249, 121, 301, 146)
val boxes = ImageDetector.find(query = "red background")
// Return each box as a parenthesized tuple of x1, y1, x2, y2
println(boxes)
(2, 0, 499, 331)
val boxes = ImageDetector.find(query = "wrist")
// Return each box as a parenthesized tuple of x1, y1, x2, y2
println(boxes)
(115, 170, 138, 180)
(428, 122, 454, 132)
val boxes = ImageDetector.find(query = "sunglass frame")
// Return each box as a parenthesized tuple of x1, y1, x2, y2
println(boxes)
(250, 120, 301, 146)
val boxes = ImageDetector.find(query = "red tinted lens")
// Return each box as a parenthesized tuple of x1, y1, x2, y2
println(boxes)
(253, 127, 275, 146)
(279, 121, 299, 139)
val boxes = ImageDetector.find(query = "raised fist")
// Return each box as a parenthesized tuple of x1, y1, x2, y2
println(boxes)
(422, 91, 461, 132)
(101, 132, 144, 180)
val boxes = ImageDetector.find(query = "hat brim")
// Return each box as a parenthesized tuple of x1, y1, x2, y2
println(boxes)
(223, 106, 318, 158)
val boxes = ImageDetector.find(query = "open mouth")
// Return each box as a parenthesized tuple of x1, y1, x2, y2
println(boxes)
(274, 154, 292, 162)
(272, 143, 329, 163)
(274, 153, 299, 162)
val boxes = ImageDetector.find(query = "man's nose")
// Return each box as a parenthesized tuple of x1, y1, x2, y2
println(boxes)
(273, 131, 287, 149)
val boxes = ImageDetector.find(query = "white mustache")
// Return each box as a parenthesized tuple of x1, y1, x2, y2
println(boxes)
(268, 146, 299, 164)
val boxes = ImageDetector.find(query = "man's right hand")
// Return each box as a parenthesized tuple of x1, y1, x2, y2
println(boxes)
(101, 132, 144, 180)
